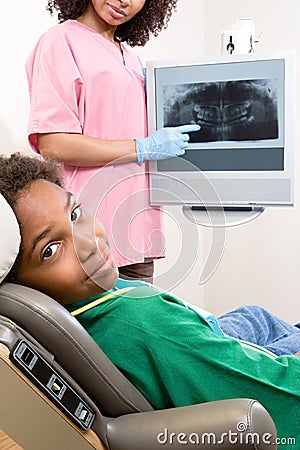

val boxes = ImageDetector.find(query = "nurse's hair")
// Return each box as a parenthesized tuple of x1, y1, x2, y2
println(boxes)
(0, 152, 63, 283)
(46, 0, 178, 47)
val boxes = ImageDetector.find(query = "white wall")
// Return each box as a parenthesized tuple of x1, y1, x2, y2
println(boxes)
(135, 0, 205, 63)
(0, 1, 55, 155)
(201, 0, 300, 321)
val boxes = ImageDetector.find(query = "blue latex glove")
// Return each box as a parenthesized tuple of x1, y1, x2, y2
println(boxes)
(135, 124, 201, 164)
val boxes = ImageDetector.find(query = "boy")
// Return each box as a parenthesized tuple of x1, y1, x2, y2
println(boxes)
(0, 153, 299, 446)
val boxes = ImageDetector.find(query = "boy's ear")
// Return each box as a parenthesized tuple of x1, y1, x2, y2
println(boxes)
(0, 195, 21, 283)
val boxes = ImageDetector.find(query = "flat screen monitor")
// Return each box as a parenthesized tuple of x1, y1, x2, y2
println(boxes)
(147, 52, 295, 210)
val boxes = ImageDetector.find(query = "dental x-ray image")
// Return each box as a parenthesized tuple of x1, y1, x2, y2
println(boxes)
(163, 79, 279, 142)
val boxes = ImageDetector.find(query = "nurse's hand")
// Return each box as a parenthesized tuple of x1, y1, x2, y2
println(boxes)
(135, 124, 201, 164)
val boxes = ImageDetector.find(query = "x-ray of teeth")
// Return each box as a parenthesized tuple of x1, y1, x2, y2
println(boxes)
(163, 79, 279, 142)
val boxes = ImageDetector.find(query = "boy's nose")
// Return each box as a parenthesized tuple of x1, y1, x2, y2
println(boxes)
(73, 226, 98, 263)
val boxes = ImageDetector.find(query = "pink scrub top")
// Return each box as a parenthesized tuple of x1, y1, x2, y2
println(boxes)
(26, 20, 165, 267)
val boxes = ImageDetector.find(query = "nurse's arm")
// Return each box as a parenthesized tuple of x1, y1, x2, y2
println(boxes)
(37, 132, 138, 166)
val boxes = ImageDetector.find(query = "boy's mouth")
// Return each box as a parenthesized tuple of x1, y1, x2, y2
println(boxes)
(85, 248, 114, 280)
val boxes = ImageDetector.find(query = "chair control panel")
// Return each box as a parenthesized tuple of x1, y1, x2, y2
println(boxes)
(10, 339, 95, 430)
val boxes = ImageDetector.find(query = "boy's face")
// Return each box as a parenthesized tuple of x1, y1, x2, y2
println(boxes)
(14, 179, 118, 304)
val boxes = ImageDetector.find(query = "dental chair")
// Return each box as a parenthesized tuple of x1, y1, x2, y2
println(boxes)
(0, 194, 277, 449)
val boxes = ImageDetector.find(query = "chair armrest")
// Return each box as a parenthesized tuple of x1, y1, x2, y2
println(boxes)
(106, 398, 277, 450)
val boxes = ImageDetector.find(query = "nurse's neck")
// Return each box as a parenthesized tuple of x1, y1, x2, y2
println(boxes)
(76, 15, 122, 53)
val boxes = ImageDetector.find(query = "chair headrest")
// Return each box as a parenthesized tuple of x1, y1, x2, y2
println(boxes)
(0, 194, 21, 283)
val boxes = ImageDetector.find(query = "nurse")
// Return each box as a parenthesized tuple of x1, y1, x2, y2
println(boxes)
(26, 0, 200, 283)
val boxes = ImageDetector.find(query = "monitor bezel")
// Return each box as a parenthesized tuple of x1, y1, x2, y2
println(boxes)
(147, 51, 295, 208)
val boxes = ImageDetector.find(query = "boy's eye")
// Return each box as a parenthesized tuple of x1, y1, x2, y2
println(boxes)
(71, 205, 82, 222)
(42, 243, 59, 260)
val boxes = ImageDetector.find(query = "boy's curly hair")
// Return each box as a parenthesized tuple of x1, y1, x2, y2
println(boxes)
(46, 0, 178, 47)
(0, 152, 63, 210)
(0, 153, 63, 283)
